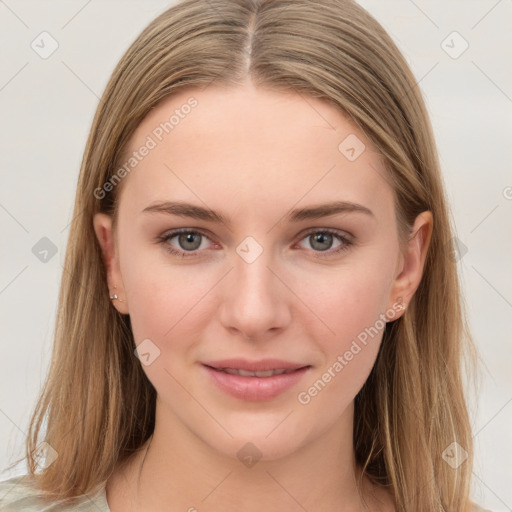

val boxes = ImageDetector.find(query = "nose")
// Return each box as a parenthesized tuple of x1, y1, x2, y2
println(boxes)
(218, 248, 292, 342)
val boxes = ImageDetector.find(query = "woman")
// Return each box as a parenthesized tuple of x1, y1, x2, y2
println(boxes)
(0, 0, 490, 510)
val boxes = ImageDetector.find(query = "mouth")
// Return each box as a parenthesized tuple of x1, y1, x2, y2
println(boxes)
(201, 357, 311, 376)
(200, 360, 312, 401)
(204, 366, 309, 377)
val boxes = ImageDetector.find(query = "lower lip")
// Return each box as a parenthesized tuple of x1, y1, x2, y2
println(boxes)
(201, 364, 311, 401)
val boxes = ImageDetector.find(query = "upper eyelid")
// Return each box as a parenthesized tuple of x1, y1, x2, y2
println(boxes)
(161, 227, 215, 243)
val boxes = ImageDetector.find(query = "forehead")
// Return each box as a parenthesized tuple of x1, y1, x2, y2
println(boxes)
(117, 84, 393, 219)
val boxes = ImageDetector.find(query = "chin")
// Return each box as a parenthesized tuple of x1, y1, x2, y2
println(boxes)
(197, 423, 311, 466)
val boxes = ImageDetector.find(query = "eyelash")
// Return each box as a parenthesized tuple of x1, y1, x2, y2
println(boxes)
(157, 227, 353, 259)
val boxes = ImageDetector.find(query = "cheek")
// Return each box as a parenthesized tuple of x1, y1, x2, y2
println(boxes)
(123, 262, 215, 397)
(294, 259, 391, 344)
(125, 263, 212, 347)
(118, 227, 209, 338)
(292, 264, 390, 408)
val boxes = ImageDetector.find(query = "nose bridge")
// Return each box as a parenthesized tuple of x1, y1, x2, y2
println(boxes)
(235, 245, 274, 298)
(218, 236, 290, 338)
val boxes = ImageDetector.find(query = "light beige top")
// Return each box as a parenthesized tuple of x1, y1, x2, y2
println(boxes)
(0, 474, 493, 511)
(0, 475, 109, 511)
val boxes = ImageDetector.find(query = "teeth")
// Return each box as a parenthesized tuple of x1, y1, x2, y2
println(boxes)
(221, 368, 293, 377)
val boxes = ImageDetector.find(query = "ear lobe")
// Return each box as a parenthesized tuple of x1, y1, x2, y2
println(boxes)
(93, 213, 129, 314)
(387, 211, 433, 318)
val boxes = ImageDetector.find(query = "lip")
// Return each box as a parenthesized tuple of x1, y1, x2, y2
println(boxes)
(201, 361, 311, 401)
(202, 358, 309, 372)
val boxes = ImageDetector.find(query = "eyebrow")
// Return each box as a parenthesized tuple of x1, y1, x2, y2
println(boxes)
(142, 200, 374, 225)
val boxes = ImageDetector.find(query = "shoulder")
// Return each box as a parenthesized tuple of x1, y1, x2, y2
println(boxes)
(0, 474, 111, 511)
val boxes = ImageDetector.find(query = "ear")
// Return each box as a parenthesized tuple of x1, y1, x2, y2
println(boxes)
(387, 211, 433, 320)
(93, 212, 129, 315)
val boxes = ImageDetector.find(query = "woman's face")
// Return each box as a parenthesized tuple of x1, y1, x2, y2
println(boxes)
(94, 81, 430, 461)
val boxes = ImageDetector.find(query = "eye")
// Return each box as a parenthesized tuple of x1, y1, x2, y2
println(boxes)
(296, 228, 352, 257)
(157, 229, 214, 258)
(157, 227, 353, 259)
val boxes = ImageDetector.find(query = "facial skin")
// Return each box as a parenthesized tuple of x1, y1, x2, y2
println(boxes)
(94, 79, 432, 512)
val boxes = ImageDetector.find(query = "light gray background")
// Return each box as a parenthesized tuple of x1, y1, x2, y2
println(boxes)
(0, 1, 511, 510)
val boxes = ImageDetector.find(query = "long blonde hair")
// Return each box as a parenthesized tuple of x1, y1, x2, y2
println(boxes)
(12, 1, 478, 510)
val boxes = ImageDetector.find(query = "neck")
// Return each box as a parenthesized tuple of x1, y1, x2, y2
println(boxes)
(108, 399, 391, 512)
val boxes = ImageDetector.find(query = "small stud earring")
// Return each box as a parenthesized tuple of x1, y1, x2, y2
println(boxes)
(396, 296, 406, 311)
(109, 285, 125, 302)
